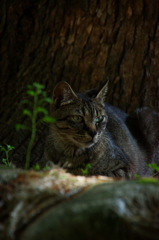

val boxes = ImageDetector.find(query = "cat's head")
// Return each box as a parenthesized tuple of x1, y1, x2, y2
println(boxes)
(51, 81, 108, 148)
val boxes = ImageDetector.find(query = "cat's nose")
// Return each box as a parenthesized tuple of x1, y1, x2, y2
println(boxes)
(88, 130, 97, 139)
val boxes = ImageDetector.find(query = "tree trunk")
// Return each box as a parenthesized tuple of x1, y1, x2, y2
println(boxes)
(0, 0, 159, 167)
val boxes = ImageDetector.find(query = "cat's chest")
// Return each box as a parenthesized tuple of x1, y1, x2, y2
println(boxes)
(58, 142, 105, 169)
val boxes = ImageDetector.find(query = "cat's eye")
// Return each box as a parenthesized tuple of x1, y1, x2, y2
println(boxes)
(72, 115, 83, 123)
(96, 116, 104, 123)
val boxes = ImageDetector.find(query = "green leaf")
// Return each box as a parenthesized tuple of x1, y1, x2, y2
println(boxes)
(33, 82, 44, 90)
(15, 124, 23, 131)
(6, 145, 15, 151)
(27, 90, 35, 96)
(23, 109, 32, 117)
(81, 169, 88, 175)
(32, 163, 41, 171)
(2, 158, 7, 164)
(43, 165, 51, 171)
(42, 116, 56, 123)
(134, 173, 140, 179)
(43, 97, 53, 103)
(15, 123, 29, 131)
(86, 163, 91, 169)
(81, 163, 92, 176)
(39, 97, 53, 105)
(36, 107, 48, 115)
(36, 89, 43, 95)
(0, 146, 6, 152)
(147, 163, 159, 172)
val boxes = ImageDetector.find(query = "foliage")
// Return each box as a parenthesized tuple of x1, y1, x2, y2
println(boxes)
(81, 163, 92, 176)
(0, 144, 15, 167)
(134, 173, 158, 184)
(147, 163, 159, 172)
(32, 163, 51, 171)
(15, 82, 56, 170)
(134, 163, 159, 183)
(32, 163, 41, 171)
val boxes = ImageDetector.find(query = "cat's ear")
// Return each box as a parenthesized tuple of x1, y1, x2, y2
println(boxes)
(53, 81, 77, 107)
(95, 81, 108, 103)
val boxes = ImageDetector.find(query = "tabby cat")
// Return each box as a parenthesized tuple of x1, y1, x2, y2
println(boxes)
(44, 81, 159, 178)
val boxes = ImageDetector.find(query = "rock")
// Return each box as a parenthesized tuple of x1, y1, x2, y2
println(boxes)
(0, 167, 159, 240)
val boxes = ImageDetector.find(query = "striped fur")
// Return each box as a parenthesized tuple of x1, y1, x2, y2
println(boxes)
(44, 82, 159, 178)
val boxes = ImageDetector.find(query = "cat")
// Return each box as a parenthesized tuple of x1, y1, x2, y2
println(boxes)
(44, 81, 159, 178)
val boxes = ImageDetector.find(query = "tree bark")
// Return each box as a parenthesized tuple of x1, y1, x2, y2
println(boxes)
(0, 0, 159, 167)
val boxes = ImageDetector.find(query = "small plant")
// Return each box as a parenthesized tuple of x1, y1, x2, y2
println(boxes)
(134, 173, 158, 184)
(43, 165, 51, 171)
(31, 163, 51, 171)
(31, 163, 41, 171)
(81, 163, 92, 176)
(147, 163, 159, 173)
(0, 144, 15, 167)
(16, 82, 56, 170)
(134, 163, 159, 184)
